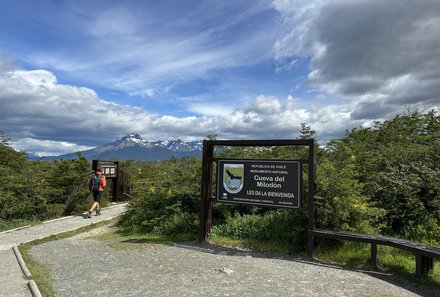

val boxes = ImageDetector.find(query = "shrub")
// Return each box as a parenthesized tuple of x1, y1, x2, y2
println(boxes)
(211, 210, 307, 251)
(120, 158, 201, 235)
(121, 189, 200, 235)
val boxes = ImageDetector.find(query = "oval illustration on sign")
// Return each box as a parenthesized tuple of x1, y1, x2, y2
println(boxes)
(223, 164, 244, 194)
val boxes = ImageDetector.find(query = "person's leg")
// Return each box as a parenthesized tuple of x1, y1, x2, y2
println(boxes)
(95, 192, 102, 215)
(87, 192, 99, 218)
(96, 202, 101, 215)
(90, 201, 98, 212)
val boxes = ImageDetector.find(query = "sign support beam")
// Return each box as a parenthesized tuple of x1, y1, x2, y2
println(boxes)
(307, 141, 317, 257)
(198, 140, 214, 242)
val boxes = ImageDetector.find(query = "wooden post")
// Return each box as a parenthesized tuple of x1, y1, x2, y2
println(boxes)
(370, 243, 378, 268)
(198, 140, 214, 243)
(112, 177, 118, 203)
(416, 255, 434, 278)
(307, 139, 317, 257)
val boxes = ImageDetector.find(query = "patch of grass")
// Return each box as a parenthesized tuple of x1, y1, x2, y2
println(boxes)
(0, 219, 39, 232)
(89, 225, 196, 251)
(379, 246, 440, 289)
(315, 241, 440, 292)
(19, 243, 55, 297)
(208, 235, 291, 254)
(17, 218, 120, 297)
(316, 241, 371, 268)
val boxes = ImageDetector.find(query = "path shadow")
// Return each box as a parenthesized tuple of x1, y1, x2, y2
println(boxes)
(174, 241, 440, 297)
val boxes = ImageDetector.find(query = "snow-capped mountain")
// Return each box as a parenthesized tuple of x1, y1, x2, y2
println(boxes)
(152, 138, 202, 152)
(94, 133, 155, 153)
(34, 133, 203, 161)
(115, 133, 155, 148)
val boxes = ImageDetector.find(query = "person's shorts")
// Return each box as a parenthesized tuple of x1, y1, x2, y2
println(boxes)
(92, 191, 103, 203)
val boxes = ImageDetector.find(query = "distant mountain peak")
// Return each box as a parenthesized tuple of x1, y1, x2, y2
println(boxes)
(113, 133, 152, 148)
(31, 133, 202, 161)
(152, 138, 202, 152)
(120, 133, 143, 143)
(125, 132, 142, 139)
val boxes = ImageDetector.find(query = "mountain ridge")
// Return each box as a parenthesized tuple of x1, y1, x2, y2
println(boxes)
(32, 133, 203, 161)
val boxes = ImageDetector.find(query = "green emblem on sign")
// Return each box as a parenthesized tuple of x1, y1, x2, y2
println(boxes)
(223, 163, 244, 194)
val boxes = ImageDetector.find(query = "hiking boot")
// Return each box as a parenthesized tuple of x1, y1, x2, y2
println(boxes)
(86, 211, 92, 218)
(96, 210, 101, 216)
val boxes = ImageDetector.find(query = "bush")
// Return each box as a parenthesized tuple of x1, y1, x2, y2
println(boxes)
(120, 158, 201, 235)
(211, 210, 307, 251)
(0, 218, 36, 232)
(43, 203, 66, 220)
(316, 158, 385, 233)
(64, 188, 93, 215)
(121, 189, 199, 235)
(153, 212, 199, 235)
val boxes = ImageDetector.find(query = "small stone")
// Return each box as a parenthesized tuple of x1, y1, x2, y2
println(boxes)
(219, 267, 234, 275)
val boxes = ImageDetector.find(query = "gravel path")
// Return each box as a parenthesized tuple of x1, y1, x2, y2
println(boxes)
(0, 203, 126, 250)
(0, 203, 127, 297)
(28, 225, 439, 297)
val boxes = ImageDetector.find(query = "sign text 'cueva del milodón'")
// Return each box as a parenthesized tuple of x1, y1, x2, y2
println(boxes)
(217, 160, 301, 209)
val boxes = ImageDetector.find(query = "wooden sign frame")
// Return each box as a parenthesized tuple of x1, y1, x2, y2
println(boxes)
(198, 139, 317, 247)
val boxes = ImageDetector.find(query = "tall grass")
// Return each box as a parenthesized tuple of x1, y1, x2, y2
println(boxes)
(315, 241, 440, 289)
(0, 219, 38, 232)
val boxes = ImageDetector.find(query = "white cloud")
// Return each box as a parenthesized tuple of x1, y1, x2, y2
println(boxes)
(88, 6, 139, 37)
(11, 138, 94, 157)
(186, 102, 235, 117)
(244, 95, 283, 115)
(1, 65, 354, 154)
(22, 0, 279, 99)
(272, 0, 440, 119)
(3, 0, 440, 156)
(129, 88, 156, 98)
(0, 65, 153, 145)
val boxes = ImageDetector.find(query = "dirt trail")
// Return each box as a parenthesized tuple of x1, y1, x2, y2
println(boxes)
(28, 225, 438, 297)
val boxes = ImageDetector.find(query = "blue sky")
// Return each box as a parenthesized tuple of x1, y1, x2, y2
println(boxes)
(0, 0, 439, 156)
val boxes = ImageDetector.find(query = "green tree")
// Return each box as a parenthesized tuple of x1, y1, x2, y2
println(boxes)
(0, 135, 93, 221)
(0, 131, 27, 170)
(120, 157, 201, 235)
(45, 153, 90, 204)
(342, 110, 440, 240)
(0, 132, 46, 220)
(317, 140, 385, 233)
(299, 123, 316, 140)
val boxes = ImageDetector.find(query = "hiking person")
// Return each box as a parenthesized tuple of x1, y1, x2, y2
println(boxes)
(87, 168, 106, 218)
